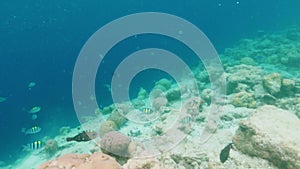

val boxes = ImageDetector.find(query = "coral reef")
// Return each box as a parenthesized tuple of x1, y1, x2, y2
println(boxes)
(38, 152, 121, 169)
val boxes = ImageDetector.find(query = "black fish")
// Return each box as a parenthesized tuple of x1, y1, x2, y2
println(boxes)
(220, 143, 233, 163)
(66, 130, 98, 142)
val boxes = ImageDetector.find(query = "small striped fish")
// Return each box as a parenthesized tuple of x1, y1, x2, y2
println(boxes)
(140, 107, 153, 114)
(22, 126, 41, 135)
(23, 141, 43, 151)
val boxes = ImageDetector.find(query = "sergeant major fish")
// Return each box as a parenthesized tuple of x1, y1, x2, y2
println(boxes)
(22, 126, 41, 135)
(66, 130, 98, 142)
(23, 140, 43, 151)
(28, 106, 41, 113)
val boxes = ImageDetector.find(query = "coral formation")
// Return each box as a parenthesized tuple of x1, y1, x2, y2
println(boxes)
(240, 57, 256, 65)
(262, 73, 282, 95)
(226, 64, 264, 94)
(123, 157, 161, 169)
(232, 92, 256, 108)
(59, 126, 71, 135)
(99, 120, 118, 136)
(185, 97, 204, 118)
(44, 139, 59, 156)
(107, 108, 128, 128)
(101, 104, 114, 115)
(100, 131, 131, 156)
(137, 88, 148, 99)
(38, 152, 121, 169)
(166, 88, 181, 102)
(152, 96, 168, 111)
(155, 78, 172, 90)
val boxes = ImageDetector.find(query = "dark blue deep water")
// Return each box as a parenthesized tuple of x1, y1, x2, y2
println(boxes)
(0, 0, 299, 164)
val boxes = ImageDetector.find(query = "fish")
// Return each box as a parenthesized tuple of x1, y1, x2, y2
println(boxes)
(28, 106, 41, 113)
(22, 126, 42, 135)
(66, 130, 98, 142)
(140, 107, 153, 113)
(220, 142, 233, 163)
(23, 141, 43, 151)
(28, 82, 36, 90)
(0, 97, 7, 103)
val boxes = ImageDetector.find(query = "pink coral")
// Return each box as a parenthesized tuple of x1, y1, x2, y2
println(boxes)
(38, 152, 121, 169)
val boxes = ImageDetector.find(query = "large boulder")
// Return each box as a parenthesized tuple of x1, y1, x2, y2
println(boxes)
(233, 105, 300, 169)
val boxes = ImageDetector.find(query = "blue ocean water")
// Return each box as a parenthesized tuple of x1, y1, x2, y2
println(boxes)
(0, 0, 299, 165)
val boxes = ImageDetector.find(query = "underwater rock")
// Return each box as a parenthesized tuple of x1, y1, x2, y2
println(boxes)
(233, 105, 300, 169)
(38, 152, 121, 169)
(44, 139, 59, 156)
(262, 73, 282, 95)
(100, 131, 131, 157)
(99, 120, 118, 136)
(156, 78, 172, 90)
(232, 92, 256, 108)
(166, 88, 181, 102)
